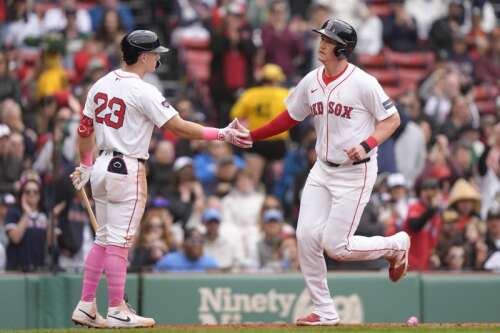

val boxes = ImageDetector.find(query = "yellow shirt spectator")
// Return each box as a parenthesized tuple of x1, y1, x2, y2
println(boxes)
(230, 64, 289, 141)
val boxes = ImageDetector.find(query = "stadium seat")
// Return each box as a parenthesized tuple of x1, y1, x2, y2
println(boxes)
(184, 50, 212, 82)
(367, 69, 399, 85)
(385, 49, 435, 68)
(357, 53, 386, 69)
(398, 68, 428, 85)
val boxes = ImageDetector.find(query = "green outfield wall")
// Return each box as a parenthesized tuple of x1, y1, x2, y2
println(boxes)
(0, 272, 498, 329)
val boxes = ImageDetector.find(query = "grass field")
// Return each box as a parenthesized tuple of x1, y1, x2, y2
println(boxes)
(4, 324, 500, 333)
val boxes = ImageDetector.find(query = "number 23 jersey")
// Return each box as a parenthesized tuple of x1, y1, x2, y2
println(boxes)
(82, 69, 178, 160)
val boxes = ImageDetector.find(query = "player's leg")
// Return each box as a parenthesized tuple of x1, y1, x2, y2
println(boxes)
(72, 154, 109, 328)
(102, 155, 153, 328)
(296, 164, 340, 326)
(322, 160, 410, 280)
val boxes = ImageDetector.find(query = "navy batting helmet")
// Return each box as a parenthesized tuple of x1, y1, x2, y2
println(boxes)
(121, 30, 169, 65)
(313, 18, 357, 58)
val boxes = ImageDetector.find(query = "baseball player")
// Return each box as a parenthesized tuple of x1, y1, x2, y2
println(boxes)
(245, 19, 411, 326)
(69, 30, 251, 328)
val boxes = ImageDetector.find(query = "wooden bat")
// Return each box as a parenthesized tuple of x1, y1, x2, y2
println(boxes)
(79, 187, 98, 232)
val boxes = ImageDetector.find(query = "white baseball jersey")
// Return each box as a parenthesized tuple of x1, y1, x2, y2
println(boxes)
(285, 63, 397, 164)
(83, 69, 178, 160)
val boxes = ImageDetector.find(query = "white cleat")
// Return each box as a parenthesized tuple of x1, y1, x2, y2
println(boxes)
(71, 299, 107, 328)
(106, 301, 155, 328)
(387, 231, 411, 282)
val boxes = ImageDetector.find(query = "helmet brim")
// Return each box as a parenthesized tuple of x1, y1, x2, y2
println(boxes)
(312, 28, 347, 46)
(151, 45, 170, 53)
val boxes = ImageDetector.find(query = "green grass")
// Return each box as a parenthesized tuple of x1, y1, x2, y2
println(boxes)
(2, 325, 500, 333)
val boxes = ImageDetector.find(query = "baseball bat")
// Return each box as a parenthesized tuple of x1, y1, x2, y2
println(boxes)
(79, 187, 98, 232)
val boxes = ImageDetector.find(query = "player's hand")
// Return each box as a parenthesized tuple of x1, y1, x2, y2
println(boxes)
(344, 144, 367, 162)
(70, 164, 92, 190)
(219, 122, 253, 148)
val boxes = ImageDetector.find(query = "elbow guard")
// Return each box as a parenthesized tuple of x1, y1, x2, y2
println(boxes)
(78, 115, 94, 137)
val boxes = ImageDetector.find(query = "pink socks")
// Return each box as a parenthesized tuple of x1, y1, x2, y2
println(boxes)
(81, 243, 106, 302)
(104, 245, 129, 307)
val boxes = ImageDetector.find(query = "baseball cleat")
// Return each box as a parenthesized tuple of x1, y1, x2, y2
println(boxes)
(387, 231, 411, 282)
(106, 301, 155, 328)
(296, 313, 340, 326)
(71, 299, 107, 328)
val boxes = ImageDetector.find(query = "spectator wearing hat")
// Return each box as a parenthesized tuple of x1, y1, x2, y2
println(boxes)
(5, 178, 47, 272)
(257, 209, 285, 271)
(404, 178, 443, 271)
(385, 173, 411, 233)
(154, 228, 218, 272)
(484, 207, 500, 272)
(202, 207, 236, 271)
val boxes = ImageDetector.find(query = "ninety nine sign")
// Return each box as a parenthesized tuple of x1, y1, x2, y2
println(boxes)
(197, 287, 364, 324)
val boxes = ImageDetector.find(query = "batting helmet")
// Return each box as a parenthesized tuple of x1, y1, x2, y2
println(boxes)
(121, 30, 169, 65)
(313, 18, 357, 58)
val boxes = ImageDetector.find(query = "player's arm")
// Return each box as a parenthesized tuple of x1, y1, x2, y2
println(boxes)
(162, 115, 252, 148)
(70, 113, 96, 190)
(249, 110, 300, 141)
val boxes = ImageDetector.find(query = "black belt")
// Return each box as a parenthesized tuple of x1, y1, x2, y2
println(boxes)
(326, 157, 370, 167)
(99, 150, 146, 164)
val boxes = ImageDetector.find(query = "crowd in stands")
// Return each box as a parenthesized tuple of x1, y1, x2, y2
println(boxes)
(0, 0, 498, 274)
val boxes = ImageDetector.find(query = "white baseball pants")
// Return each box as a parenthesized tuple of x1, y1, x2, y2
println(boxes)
(90, 151, 147, 248)
(297, 158, 406, 318)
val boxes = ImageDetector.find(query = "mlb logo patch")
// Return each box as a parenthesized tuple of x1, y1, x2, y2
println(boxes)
(162, 100, 170, 108)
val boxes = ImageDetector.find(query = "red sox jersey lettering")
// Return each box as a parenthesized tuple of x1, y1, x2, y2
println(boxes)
(286, 64, 397, 164)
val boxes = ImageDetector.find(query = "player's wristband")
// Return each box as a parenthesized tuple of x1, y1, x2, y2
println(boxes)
(81, 151, 93, 167)
(201, 127, 221, 141)
(360, 136, 378, 154)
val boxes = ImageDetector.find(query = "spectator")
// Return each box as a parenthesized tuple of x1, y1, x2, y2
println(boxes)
(261, 0, 305, 81)
(1, 99, 37, 161)
(484, 207, 500, 272)
(0, 127, 23, 195)
(354, 4, 383, 56)
(88, 0, 134, 32)
(43, 0, 92, 35)
(444, 178, 482, 232)
(221, 169, 264, 270)
(257, 209, 286, 271)
(95, 9, 127, 68)
(147, 140, 175, 198)
(440, 95, 475, 141)
(165, 157, 205, 229)
(202, 207, 236, 271)
(443, 244, 466, 271)
(429, 1, 467, 54)
(211, 155, 239, 197)
(230, 63, 290, 162)
(382, 0, 419, 52)
(405, 0, 449, 40)
(404, 178, 443, 271)
(131, 208, 176, 272)
(210, 4, 256, 126)
(193, 141, 245, 190)
(474, 28, 500, 85)
(394, 109, 427, 187)
(449, 33, 475, 78)
(478, 122, 500, 219)
(3, 0, 43, 49)
(35, 36, 69, 100)
(5, 178, 47, 272)
(154, 228, 218, 272)
(0, 194, 10, 247)
(0, 50, 21, 103)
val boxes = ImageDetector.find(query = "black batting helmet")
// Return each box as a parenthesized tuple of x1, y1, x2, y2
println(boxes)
(121, 30, 170, 65)
(313, 18, 357, 58)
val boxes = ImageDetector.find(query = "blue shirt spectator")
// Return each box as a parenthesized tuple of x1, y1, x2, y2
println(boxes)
(88, 2, 134, 32)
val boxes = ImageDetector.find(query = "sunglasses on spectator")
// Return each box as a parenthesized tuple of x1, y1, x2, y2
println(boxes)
(24, 189, 39, 195)
(147, 223, 163, 230)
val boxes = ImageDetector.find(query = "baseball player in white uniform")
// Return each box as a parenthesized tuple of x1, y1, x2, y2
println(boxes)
(247, 19, 411, 326)
(69, 30, 251, 328)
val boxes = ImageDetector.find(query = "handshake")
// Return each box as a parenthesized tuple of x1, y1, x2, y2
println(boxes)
(218, 118, 253, 149)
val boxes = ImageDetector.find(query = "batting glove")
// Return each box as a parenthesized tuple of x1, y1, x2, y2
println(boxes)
(70, 164, 92, 190)
(219, 121, 253, 148)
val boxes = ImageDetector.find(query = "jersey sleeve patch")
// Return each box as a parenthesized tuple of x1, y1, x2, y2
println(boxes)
(382, 99, 394, 110)
(161, 99, 170, 108)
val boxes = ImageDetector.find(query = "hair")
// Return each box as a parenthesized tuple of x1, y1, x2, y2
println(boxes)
(17, 179, 45, 213)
